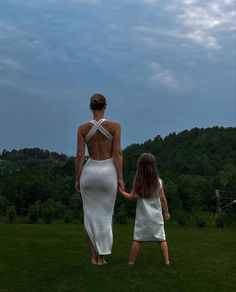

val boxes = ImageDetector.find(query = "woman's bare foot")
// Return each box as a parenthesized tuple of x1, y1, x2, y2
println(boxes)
(95, 256, 108, 265)
(91, 256, 97, 265)
(96, 256, 104, 266)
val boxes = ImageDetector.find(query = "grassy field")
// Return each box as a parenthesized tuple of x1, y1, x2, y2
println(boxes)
(0, 222, 235, 292)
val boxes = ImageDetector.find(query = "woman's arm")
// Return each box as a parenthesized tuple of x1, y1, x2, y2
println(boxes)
(160, 188, 170, 220)
(112, 122, 125, 191)
(75, 126, 85, 192)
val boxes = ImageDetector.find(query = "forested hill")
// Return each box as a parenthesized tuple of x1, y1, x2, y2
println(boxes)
(0, 126, 236, 216)
(0, 148, 69, 175)
(123, 126, 236, 180)
(122, 126, 236, 212)
(0, 148, 67, 162)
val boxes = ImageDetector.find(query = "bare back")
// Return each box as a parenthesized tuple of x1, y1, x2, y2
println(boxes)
(76, 116, 124, 191)
(79, 120, 121, 160)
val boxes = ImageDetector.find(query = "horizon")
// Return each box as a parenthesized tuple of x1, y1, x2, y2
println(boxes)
(1, 124, 235, 156)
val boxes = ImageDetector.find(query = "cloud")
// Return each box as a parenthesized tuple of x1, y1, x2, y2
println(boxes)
(0, 21, 28, 40)
(138, 0, 159, 4)
(184, 30, 219, 49)
(0, 58, 24, 71)
(9, 0, 101, 6)
(136, 0, 235, 49)
(176, 0, 236, 48)
(148, 62, 180, 90)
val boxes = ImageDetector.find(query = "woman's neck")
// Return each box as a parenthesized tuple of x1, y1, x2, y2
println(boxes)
(93, 111, 105, 121)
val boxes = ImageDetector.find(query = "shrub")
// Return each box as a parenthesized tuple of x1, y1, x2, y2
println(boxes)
(0, 195, 8, 212)
(42, 206, 54, 224)
(174, 210, 188, 226)
(28, 201, 42, 224)
(196, 216, 206, 228)
(215, 213, 232, 228)
(64, 210, 74, 223)
(78, 209, 84, 223)
(7, 205, 16, 224)
(28, 205, 38, 224)
(215, 214, 224, 228)
(177, 216, 188, 226)
(69, 193, 83, 220)
(115, 205, 127, 224)
(54, 201, 66, 219)
(194, 212, 207, 228)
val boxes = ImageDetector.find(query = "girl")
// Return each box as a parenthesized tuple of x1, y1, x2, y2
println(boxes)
(119, 153, 170, 265)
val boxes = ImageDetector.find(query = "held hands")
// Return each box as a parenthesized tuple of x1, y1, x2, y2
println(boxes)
(118, 185, 125, 195)
(119, 186, 135, 201)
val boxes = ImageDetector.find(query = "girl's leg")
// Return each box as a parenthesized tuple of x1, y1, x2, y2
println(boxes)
(129, 241, 141, 264)
(158, 240, 170, 265)
(84, 229, 98, 264)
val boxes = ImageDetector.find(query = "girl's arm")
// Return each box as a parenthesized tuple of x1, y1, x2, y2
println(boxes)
(160, 188, 170, 220)
(119, 187, 136, 201)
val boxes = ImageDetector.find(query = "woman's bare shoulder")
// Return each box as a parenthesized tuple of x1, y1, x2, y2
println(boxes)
(78, 122, 92, 132)
(106, 120, 121, 128)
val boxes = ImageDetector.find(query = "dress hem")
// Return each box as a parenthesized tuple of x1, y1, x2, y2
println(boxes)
(133, 238, 166, 242)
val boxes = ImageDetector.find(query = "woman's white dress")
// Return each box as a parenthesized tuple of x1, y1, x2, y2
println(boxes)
(80, 119, 117, 255)
(133, 179, 166, 242)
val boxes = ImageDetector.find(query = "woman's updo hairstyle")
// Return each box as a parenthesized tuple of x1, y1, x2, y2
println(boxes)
(90, 93, 107, 111)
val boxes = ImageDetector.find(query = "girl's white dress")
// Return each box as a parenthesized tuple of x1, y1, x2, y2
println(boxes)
(133, 179, 166, 241)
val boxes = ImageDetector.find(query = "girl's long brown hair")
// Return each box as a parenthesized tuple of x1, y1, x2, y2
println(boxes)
(132, 153, 160, 198)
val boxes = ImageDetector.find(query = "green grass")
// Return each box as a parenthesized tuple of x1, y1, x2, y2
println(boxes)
(0, 222, 235, 292)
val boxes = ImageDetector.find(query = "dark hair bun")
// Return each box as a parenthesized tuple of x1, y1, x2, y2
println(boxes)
(90, 93, 106, 111)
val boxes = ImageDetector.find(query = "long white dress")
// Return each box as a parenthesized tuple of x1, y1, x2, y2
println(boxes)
(80, 119, 117, 255)
(133, 179, 166, 242)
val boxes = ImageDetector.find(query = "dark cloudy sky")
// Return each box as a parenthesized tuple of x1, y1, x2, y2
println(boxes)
(0, 0, 235, 155)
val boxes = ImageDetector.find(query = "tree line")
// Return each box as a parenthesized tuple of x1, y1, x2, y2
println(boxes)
(0, 126, 235, 226)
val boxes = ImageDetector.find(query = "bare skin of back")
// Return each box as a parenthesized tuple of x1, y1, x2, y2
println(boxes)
(75, 112, 124, 193)
(80, 120, 117, 160)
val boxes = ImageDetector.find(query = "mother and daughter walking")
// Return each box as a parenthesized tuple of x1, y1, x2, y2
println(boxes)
(75, 93, 170, 266)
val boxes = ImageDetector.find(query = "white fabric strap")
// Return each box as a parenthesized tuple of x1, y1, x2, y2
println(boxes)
(85, 119, 104, 142)
(85, 119, 113, 142)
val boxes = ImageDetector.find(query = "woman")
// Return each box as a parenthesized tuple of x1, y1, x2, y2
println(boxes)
(75, 93, 124, 265)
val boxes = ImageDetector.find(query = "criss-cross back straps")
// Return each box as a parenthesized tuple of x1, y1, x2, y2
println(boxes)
(85, 119, 113, 143)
